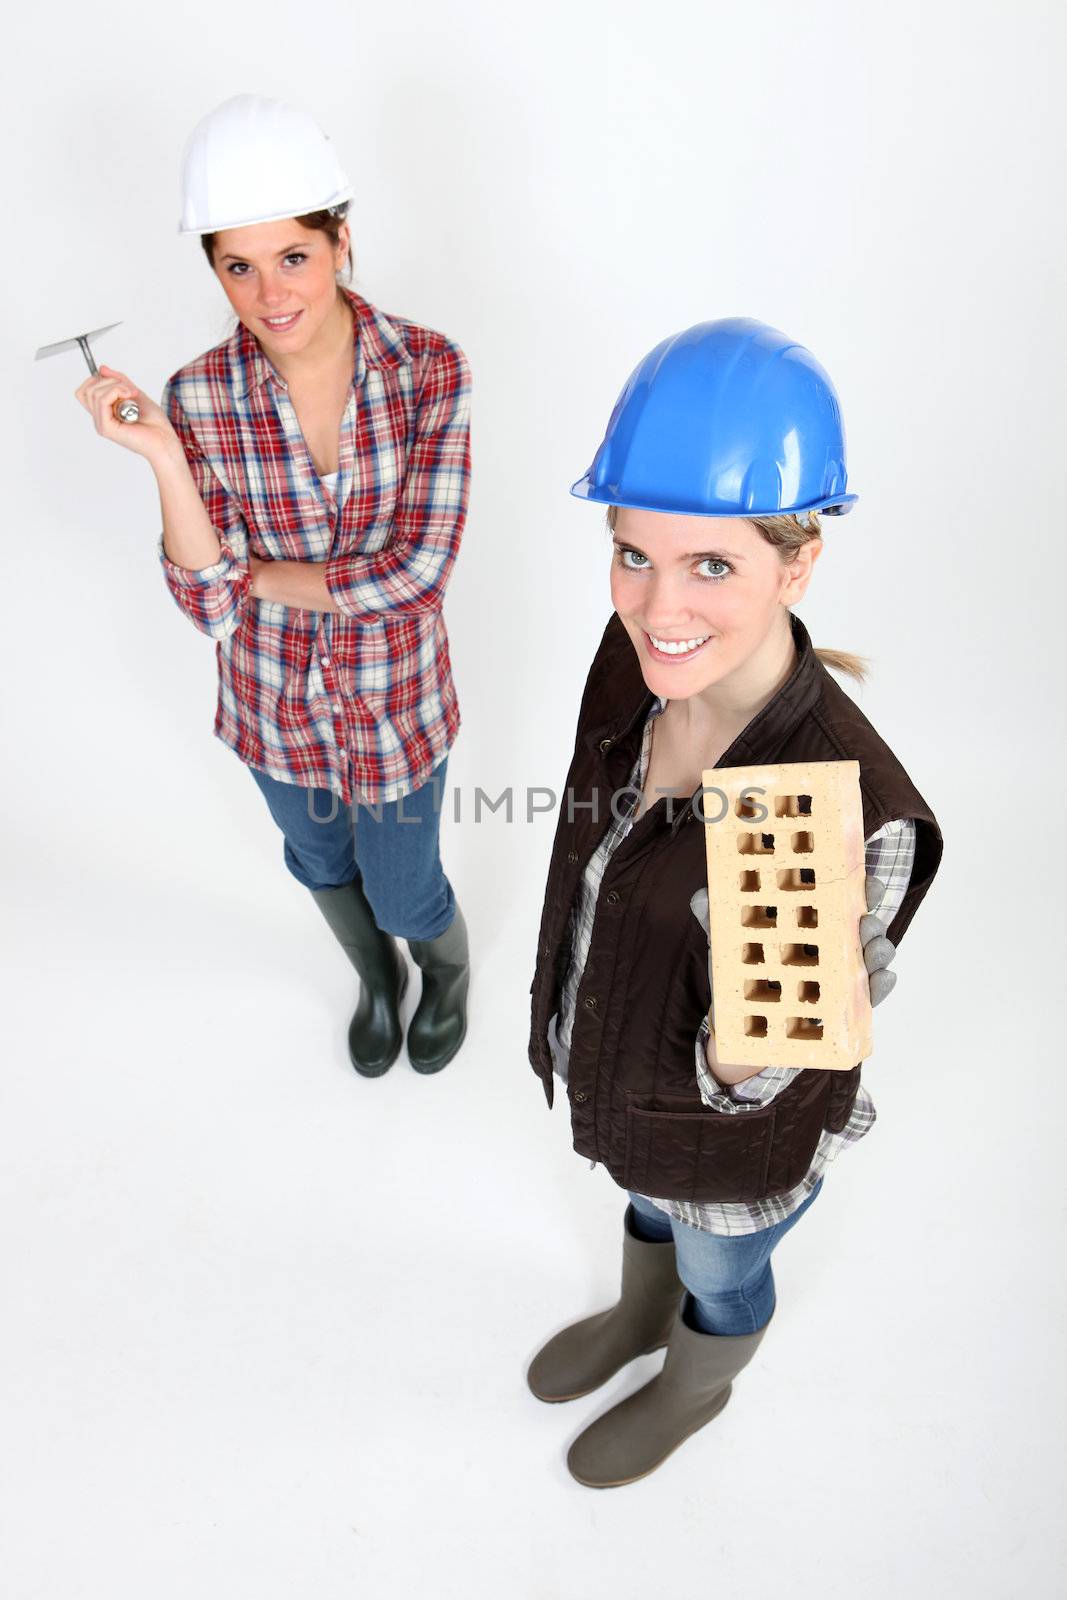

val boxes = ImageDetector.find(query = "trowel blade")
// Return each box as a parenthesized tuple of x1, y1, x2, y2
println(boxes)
(34, 322, 124, 361)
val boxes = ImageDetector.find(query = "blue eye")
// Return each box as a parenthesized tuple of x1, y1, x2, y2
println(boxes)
(615, 546, 732, 582)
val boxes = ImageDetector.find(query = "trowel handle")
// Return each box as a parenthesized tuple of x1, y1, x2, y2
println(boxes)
(77, 336, 140, 425)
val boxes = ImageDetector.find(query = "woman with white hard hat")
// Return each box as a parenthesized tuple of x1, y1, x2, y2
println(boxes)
(525, 318, 944, 1485)
(75, 93, 471, 1078)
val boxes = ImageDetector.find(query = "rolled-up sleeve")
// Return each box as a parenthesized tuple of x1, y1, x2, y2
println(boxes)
(324, 340, 471, 621)
(157, 382, 251, 641)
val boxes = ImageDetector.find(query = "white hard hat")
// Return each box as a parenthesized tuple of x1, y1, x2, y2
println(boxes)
(178, 93, 354, 234)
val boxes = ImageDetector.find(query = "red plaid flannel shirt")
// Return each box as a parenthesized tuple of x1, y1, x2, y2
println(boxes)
(157, 288, 470, 804)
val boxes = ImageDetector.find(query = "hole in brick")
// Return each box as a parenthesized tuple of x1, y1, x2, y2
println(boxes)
(777, 868, 816, 892)
(739, 870, 761, 892)
(796, 905, 818, 928)
(735, 795, 761, 820)
(775, 794, 813, 818)
(744, 1015, 768, 1038)
(741, 942, 765, 965)
(737, 832, 775, 855)
(744, 979, 781, 1003)
(781, 943, 819, 967)
(798, 980, 821, 1003)
(791, 831, 814, 853)
(786, 1016, 823, 1041)
(741, 905, 777, 929)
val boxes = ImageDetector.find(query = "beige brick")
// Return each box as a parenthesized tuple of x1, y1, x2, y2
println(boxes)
(699, 760, 872, 1070)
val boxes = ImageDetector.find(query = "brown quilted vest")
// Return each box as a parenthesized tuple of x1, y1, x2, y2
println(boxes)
(527, 610, 943, 1202)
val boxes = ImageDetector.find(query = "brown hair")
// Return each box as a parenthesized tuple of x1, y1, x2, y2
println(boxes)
(200, 202, 354, 281)
(605, 504, 869, 684)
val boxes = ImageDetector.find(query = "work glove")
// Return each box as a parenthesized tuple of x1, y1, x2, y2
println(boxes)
(689, 875, 899, 1028)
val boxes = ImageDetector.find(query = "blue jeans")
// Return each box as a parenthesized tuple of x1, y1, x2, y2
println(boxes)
(247, 755, 455, 941)
(626, 1178, 824, 1336)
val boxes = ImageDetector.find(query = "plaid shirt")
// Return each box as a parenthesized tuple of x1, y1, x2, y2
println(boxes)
(550, 694, 917, 1236)
(157, 288, 470, 805)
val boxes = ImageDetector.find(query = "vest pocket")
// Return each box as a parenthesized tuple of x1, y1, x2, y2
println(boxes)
(622, 1074, 830, 1203)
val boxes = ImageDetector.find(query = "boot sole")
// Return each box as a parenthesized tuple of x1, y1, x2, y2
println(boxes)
(527, 1338, 670, 1404)
(566, 1383, 733, 1488)
(408, 1018, 468, 1075)
(350, 1053, 402, 1078)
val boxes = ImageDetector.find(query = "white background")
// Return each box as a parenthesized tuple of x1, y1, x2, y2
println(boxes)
(4, 1, 1064, 1595)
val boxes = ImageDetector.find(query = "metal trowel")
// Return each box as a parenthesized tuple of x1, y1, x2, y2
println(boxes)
(35, 322, 140, 422)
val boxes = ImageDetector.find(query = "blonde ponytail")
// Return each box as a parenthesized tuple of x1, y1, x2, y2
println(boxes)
(811, 646, 869, 683)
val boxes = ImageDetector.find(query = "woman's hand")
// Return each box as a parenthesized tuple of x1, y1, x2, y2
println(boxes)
(74, 364, 180, 464)
(689, 875, 899, 1080)
(248, 554, 268, 599)
(859, 877, 899, 1004)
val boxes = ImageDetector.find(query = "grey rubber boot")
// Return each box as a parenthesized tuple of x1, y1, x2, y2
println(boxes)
(526, 1205, 684, 1403)
(566, 1298, 770, 1487)
(405, 902, 469, 1074)
(308, 879, 408, 1077)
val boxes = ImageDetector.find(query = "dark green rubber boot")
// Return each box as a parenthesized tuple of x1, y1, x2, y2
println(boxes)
(308, 879, 409, 1077)
(405, 902, 470, 1074)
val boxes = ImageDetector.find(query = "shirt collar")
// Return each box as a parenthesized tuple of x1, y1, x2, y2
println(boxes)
(633, 694, 667, 780)
(230, 286, 411, 399)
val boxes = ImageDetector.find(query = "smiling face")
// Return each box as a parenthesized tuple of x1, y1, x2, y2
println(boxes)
(609, 507, 823, 699)
(210, 216, 351, 359)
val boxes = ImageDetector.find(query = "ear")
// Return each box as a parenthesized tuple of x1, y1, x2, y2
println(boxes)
(780, 537, 823, 604)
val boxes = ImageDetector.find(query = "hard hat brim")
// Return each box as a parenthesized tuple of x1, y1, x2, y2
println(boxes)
(570, 476, 857, 518)
(178, 186, 354, 235)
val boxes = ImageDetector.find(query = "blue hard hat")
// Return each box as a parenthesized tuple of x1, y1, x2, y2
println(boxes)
(571, 317, 857, 518)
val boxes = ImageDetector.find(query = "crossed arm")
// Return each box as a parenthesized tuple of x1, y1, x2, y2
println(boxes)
(158, 340, 470, 633)
(247, 554, 342, 612)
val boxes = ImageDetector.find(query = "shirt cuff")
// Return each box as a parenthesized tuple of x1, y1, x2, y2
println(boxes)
(323, 553, 376, 620)
(694, 1015, 800, 1110)
(158, 529, 243, 587)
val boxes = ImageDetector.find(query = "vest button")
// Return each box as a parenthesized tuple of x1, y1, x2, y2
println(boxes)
(574, 1090, 588, 1103)
(599, 738, 613, 751)
(605, 890, 620, 905)
(567, 850, 579, 864)
(584, 995, 598, 1010)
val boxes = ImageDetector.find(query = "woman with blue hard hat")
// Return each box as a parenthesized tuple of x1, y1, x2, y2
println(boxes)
(74, 94, 471, 1079)
(526, 318, 944, 1486)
